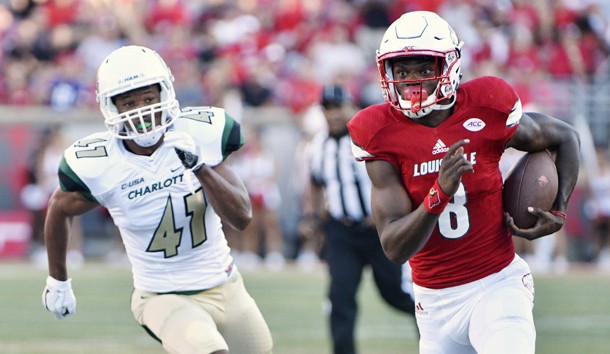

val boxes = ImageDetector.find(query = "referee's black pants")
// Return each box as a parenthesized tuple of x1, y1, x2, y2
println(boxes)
(324, 218, 416, 354)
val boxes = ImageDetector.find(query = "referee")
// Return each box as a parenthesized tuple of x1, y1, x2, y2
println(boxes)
(300, 84, 416, 354)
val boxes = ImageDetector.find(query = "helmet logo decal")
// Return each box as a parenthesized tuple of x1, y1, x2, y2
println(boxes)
(119, 74, 143, 84)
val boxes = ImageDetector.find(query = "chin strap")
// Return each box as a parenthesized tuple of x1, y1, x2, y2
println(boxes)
(400, 81, 457, 118)
(434, 94, 457, 111)
(403, 95, 456, 119)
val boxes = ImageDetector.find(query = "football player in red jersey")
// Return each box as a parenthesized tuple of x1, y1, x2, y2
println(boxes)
(347, 11, 580, 354)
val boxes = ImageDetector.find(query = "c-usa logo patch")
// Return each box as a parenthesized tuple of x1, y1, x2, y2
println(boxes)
(463, 118, 485, 132)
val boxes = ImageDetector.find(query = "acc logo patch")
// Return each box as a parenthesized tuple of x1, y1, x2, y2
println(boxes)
(463, 118, 486, 132)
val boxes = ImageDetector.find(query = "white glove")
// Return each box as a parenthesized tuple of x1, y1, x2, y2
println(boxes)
(164, 130, 204, 171)
(42, 276, 76, 319)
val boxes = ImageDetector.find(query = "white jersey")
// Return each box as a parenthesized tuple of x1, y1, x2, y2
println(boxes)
(59, 106, 243, 293)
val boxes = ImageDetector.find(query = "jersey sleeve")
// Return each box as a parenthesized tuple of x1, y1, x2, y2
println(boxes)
(173, 106, 244, 167)
(306, 132, 326, 186)
(58, 156, 98, 202)
(347, 110, 374, 162)
(472, 76, 523, 142)
(57, 132, 116, 203)
(347, 105, 400, 168)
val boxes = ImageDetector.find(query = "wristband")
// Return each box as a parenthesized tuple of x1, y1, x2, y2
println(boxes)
(192, 163, 205, 173)
(550, 210, 567, 220)
(424, 179, 451, 215)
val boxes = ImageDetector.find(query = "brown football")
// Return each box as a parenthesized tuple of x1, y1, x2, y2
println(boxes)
(503, 150, 558, 229)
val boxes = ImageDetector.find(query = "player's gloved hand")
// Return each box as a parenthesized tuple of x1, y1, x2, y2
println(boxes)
(163, 130, 204, 171)
(42, 276, 76, 319)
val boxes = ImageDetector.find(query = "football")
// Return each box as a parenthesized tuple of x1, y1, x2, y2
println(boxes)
(503, 150, 558, 229)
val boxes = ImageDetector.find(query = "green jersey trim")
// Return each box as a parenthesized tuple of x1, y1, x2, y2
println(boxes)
(58, 157, 98, 203)
(222, 112, 244, 159)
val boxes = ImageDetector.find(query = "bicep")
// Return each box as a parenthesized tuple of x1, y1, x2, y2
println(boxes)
(212, 158, 247, 194)
(507, 112, 574, 152)
(365, 160, 412, 230)
(47, 187, 99, 217)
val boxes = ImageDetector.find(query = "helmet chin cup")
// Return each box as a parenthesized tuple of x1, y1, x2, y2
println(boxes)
(398, 86, 456, 119)
(404, 87, 429, 113)
(132, 128, 165, 147)
(399, 96, 433, 119)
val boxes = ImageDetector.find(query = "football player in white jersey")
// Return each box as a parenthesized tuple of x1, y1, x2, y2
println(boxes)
(41, 45, 273, 354)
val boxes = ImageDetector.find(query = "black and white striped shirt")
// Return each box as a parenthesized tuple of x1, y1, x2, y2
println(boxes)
(308, 132, 372, 222)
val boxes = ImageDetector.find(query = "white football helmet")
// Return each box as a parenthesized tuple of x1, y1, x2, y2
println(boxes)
(377, 11, 463, 119)
(96, 45, 180, 147)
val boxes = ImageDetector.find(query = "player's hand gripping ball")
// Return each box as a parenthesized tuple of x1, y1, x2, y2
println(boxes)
(503, 150, 558, 229)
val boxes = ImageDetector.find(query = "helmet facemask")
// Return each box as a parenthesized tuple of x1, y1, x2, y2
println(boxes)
(104, 82, 178, 147)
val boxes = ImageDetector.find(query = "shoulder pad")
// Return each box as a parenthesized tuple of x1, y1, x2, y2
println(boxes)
(60, 131, 116, 201)
(178, 106, 225, 122)
(462, 76, 519, 114)
(460, 76, 522, 127)
(173, 106, 243, 166)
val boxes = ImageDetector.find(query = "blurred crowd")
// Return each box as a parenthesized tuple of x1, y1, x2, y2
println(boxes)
(1, 0, 609, 112)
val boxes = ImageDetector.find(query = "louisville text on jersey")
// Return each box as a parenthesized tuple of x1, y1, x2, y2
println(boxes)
(413, 152, 477, 177)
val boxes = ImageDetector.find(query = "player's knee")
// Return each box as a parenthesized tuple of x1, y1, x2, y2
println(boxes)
(162, 317, 227, 354)
(476, 322, 535, 354)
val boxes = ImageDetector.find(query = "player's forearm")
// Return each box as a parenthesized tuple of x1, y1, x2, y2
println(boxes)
(552, 126, 580, 212)
(44, 206, 71, 281)
(379, 207, 438, 264)
(195, 165, 252, 230)
(302, 182, 324, 216)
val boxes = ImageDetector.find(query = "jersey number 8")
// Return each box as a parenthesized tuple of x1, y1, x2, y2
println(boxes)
(437, 183, 469, 239)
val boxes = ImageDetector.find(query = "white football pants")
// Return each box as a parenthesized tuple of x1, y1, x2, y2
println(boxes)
(414, 254, 536, 354)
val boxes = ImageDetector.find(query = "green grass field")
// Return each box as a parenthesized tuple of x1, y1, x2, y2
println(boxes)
(0, 261, 609, 354)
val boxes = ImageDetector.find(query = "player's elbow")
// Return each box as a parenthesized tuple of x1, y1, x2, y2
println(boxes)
(555, 118, 580, 151)
(229, 209, 252, 231)
(567, 124, 580, 150)
(380, 238, 409, 265)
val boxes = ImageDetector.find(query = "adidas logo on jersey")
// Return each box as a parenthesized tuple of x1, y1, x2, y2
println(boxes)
(432, 139, 449, 155)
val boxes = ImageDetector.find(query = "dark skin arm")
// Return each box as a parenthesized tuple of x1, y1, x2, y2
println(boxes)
(298, 179, 326, 238)
(45, 188, 99, 281)
(367, 140, 473, 264)
(193, 156, 252, 230)
(504, 112, 580, 239)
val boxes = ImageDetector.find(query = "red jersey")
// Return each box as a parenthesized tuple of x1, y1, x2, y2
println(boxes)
(347, 76, 522, 289)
